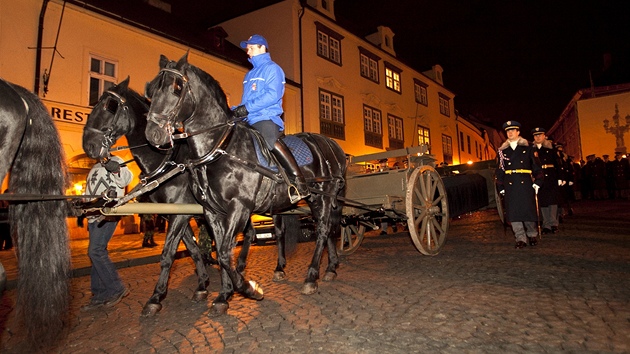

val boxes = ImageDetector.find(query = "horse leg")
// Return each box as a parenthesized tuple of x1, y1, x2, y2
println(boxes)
(271, 214, 300, 281)
(235, 219, 255, 273)
(301, 198, 339, 295)
(322, 207, 342, 282)
(272, 215, 287, 281)
(322, 233, 339, 282)
(207, 213, 263, 317)
(141, 216, 189, 317)
(180, 224, 211, 302)
(302, 230, 327, 295)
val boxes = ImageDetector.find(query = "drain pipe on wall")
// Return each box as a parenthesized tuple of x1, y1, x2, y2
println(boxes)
(34, 0, 50, 95)
(298, 1, 306, 132)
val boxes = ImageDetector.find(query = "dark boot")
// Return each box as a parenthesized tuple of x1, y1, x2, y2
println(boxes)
(272, 139, 310, 203)
(149, 234, 158, 247)
(142, 232, 156, 248)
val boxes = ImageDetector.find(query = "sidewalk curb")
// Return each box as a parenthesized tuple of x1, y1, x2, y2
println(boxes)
(5, 249, 191, 291)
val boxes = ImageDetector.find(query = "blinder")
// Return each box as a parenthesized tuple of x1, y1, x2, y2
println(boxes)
(87, 90, 130, 159)
(146, 67, 197, 146)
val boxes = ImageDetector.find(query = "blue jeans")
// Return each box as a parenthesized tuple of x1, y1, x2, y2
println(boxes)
(88, 220, 125, 301)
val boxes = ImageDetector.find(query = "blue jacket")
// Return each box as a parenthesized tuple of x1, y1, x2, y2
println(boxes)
(239, 53, 285, 129)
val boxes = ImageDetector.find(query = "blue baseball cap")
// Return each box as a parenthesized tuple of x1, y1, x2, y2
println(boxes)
(240, 34, 268, 49)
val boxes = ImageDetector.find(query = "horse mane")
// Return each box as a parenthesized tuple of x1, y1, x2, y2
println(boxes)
(7, 83, 71, 346)
(187, 64, 232, 116)
(121, 85, 150, 112)
(112, 80, 150, 121)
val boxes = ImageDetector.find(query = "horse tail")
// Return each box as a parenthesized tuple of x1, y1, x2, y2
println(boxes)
(8, 84, 71, 346)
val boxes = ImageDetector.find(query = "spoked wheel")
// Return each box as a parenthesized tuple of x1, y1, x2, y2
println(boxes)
(405, 166, 449, 255)
(337, 222, 366, 255)
(0, 262, 6, 297)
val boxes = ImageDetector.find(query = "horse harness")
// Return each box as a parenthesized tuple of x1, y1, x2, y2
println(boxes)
(142, 67, 348, 210)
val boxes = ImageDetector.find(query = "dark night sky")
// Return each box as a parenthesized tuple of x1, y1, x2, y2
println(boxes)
(333, 0, 630, 136)
(174, 0, 630, 137)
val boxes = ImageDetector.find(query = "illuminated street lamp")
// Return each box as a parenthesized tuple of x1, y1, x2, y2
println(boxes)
(603, 104, 630, 155)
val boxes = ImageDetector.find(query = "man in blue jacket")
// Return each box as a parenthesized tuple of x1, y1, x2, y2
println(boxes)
(232, 34, 309, 203)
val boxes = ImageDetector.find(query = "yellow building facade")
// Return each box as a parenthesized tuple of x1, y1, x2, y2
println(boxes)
(548, 84, 630, 161)
(1, 0, 495, 233)
(218, 0, 494, 164)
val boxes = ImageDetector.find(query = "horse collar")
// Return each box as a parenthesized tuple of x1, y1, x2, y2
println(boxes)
(188, 122, 236, 167)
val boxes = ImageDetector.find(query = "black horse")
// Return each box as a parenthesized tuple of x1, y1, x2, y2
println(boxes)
(0, 79, 70, 347)
(82, 77, 225, 316)
(144, 53, 347, 316)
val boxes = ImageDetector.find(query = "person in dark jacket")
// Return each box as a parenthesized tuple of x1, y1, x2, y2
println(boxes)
(556, 144, 575, 217)
(531, 128, 563, 234)
(231, 34, 309, 203)
(610, 151, 630, 199)
(496, 121, 544, 249)
(585, 155, 608, 200)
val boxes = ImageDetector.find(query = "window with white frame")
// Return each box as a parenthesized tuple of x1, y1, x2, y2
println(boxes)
(359, 47, 380, 83)
(417, 125, 430, 148)
(438, 93, 451, 117)
(89, 55, 118, 106)
(319, 89, 345, 139)
(385, 62, 402, 93)
(363, 105, 382, 148)
(388, 114, 404, 149)
(414, 79, 428, 106)
(316, 22, 343, 65)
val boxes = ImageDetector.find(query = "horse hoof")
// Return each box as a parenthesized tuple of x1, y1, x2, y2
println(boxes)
(245, 280, 264, 300)
(209, 302, 229, 317)
(192, 290, 209, 302)
(301, 282, 318, 295)
(272, 271, 286, 282)
(141, 302, 162, 317)
(322, 271, 337, 282)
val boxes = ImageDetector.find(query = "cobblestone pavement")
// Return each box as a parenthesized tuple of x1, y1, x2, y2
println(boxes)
(1, 199, 629, 353)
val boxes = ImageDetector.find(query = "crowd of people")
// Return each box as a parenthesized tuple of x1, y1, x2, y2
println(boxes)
(578, 152, 630, 201)
(496, 120, 629, 249)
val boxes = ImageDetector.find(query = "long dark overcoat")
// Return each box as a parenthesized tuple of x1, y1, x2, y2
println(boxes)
(532, 140, 560, 207)
(496, 138, 543, 222)
(610, 157, 629, 190)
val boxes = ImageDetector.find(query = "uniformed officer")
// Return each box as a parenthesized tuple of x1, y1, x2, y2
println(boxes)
(496, 121, 544, 249)
(531, 127, 564, 233)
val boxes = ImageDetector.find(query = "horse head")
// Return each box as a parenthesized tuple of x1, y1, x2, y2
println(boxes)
(83, 76, 148, 160)
(145, 52, 232, 148)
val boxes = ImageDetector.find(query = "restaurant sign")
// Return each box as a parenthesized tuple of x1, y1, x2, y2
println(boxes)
(42, 99, 91, 125)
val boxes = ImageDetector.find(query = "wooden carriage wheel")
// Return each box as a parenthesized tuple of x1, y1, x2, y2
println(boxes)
(405, 165, 449, 255)
(337, 222, 366, 256)
(0, 262, 5, 295)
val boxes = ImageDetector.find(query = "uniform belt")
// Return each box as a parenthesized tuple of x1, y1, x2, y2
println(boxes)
(541, 164, 554, 169)
(504, 169, 532, 174)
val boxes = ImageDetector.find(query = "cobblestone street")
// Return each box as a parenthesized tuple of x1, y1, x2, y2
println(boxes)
(1, 199, 629, 353)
